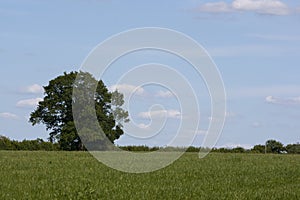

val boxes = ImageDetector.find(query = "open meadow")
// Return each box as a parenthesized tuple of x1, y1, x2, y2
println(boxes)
(0, 151, 299, 199)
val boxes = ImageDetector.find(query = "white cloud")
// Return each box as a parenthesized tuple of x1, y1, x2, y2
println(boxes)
(137, 123, 150, 129)
(155, 90, 174, 98)
(16, 98, 43, 108)
(265, 96, 300, 105)
(232, 0, 290, 15)
(21, 84, 44, 94)
(138, 109, 181, 119)
(0, 112, 19, 120)
(109, 84, 145, 96)
(219, 143, 253, 149)
(198, 0, 291, 15)
(198, 2, 232, 13)
(265, 95, 277, 104)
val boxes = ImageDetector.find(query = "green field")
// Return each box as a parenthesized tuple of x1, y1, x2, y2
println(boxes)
(0, 151, 299, 200)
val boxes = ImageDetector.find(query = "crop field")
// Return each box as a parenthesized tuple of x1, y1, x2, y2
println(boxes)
(0, 151, 299, 200)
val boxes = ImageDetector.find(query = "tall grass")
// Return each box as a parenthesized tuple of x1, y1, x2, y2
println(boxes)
(0, 151, 299, 199)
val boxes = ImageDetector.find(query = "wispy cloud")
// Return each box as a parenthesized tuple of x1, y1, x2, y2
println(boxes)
(265, 96, 300, 105)
(251, 121, 262, 128)
(16, 98, 43, 108)
(230, 85, 300, 99)
(137, 123, 150, 130)
(0, 112, 19, 120)
(198, 0, 292, 16)
(218, 143, 253, 149)
(198, 2, 232, 13)
(247, 34, 300, 41)
(138, 109, 181, 119)
(155, 90, 174, 98)
(232, 0, 290, 15)
(208, 112, 236, 123)
(20, 84, 44, 94)
(207, 44, 299, 57)
(109, 84, 145, 96)
(196, 129, 208, 135)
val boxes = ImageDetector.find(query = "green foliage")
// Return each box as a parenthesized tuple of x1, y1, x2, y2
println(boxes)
(2, 134, 299, 155)
(286, 143, 300, 154)
(0, 136, 14, 150)
(29, 71, 128, 150)
(186, 146, 200, 152)
(0, 136, 58, 151)
(111, 90, 130, 128)
(251, 144, 266, 153)
(231, 147, 247, 153)
(0, 152, 299, 199)
(119, 145, 159, 152)
(211, 147, 231, 153)
(266, 139, 285, 154)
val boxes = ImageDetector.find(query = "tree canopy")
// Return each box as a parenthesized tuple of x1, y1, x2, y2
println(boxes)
(266, 139, 285, 154)
(29, 71, 128, 150)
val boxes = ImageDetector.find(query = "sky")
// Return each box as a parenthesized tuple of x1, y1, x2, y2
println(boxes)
(0, 0, 300, 149)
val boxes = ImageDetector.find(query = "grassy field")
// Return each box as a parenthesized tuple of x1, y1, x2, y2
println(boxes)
(0, 151, 299, 200)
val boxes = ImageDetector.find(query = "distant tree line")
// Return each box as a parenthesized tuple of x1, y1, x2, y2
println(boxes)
(0, 136, 58, 151)
(0, 136, 299, 154)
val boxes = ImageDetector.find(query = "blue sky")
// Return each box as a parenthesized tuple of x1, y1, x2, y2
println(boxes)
(0, 0, 300, 148)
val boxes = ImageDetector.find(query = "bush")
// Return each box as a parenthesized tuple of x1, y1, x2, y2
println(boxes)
(286, 143, 300, 154)
(0, 135, 59, 151)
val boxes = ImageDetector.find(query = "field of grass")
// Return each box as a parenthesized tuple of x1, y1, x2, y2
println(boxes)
(0, 151, 299, 200)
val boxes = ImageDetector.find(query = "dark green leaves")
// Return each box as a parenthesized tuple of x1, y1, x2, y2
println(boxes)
(29, 71, 128, 150)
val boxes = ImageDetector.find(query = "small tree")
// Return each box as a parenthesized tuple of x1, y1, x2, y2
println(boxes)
(232, 147, 246, 153)
(0, 135, 14, 150)
(251, 144, 265, 153)
(266, 139, 284, 154)
(286, 143, 300, 154)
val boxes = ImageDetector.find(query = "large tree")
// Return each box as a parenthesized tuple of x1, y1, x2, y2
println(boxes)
(30, 71, 128, 150)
